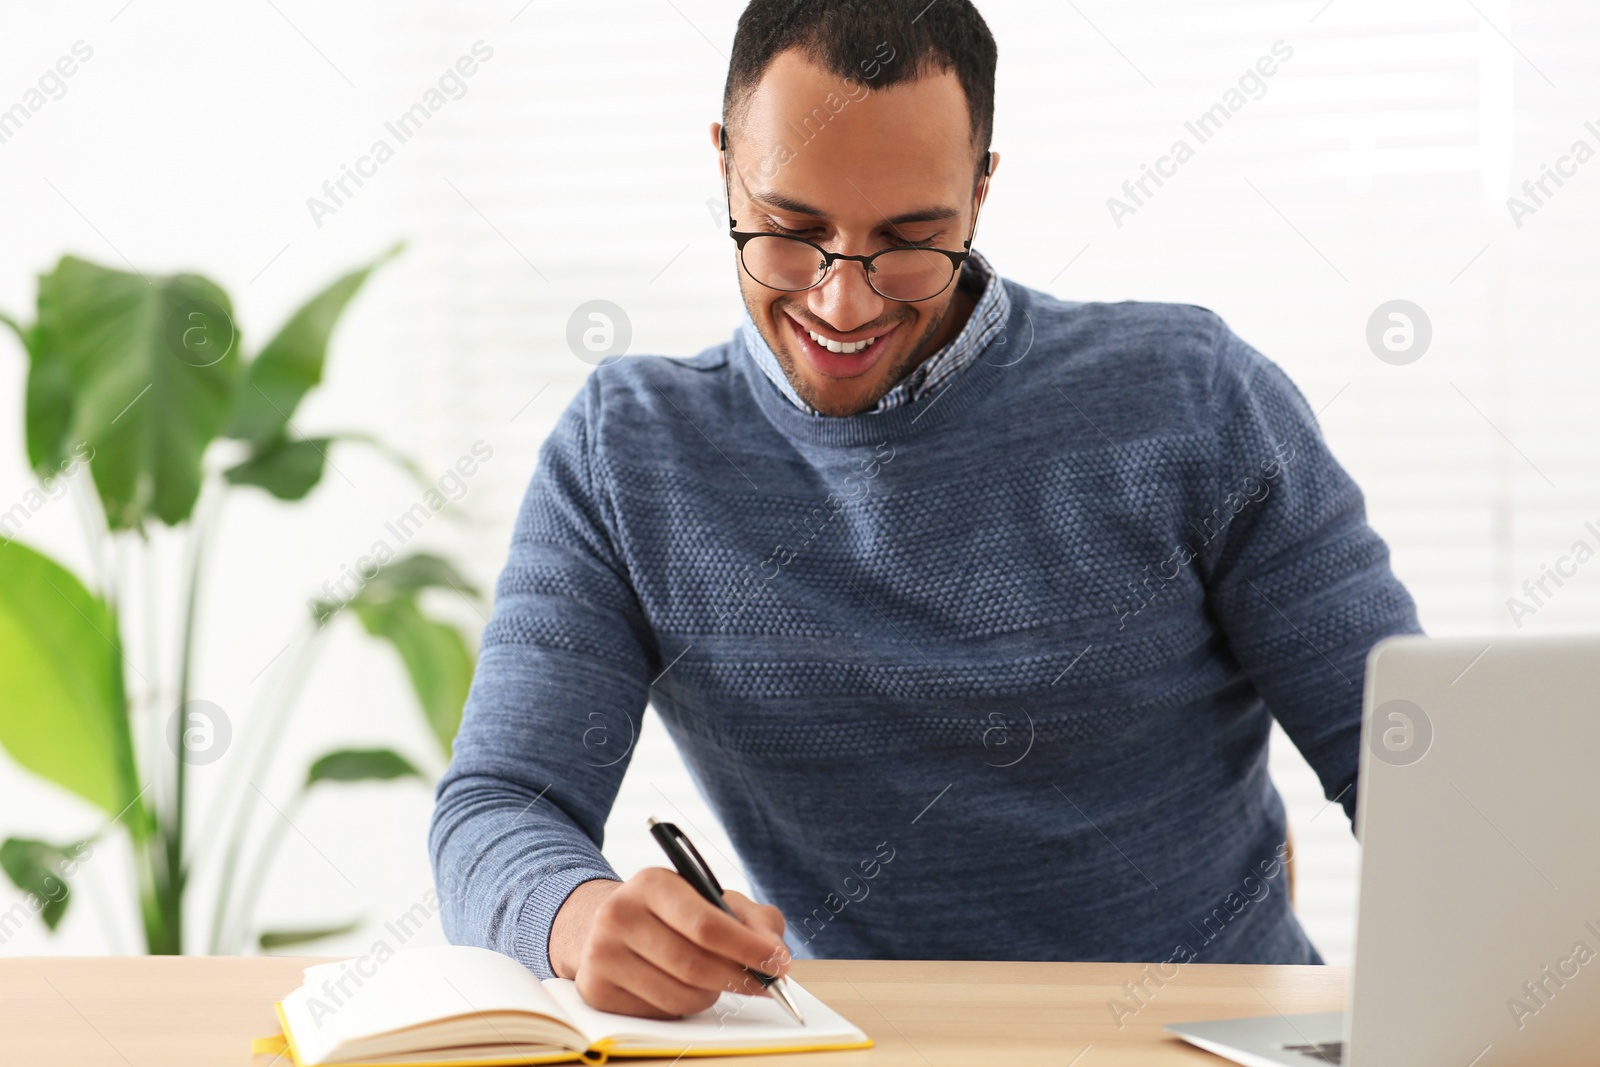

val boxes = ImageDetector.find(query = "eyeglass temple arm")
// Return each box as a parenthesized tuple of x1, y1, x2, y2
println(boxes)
(964, 150, 994, 251)
(720, 127, 737, 229)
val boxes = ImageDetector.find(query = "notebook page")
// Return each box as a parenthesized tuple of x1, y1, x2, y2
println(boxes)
(541, 977, 868, 1052)
(282, 946, 573, 1064)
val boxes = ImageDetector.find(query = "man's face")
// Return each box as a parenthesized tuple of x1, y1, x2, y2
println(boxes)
(716, 50, 991, 417)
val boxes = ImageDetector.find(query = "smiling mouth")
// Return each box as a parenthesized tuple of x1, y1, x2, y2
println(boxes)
(782, 310, 900, 379)
(803, 326, 881, 355)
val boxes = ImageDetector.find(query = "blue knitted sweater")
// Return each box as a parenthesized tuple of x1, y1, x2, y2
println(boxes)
(429, 278, 1421, 978)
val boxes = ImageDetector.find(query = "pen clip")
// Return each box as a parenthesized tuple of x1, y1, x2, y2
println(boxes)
(661, 821, 724, 896)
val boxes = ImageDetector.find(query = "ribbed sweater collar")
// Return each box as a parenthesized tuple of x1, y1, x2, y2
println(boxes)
(734, 277, 1030, 449)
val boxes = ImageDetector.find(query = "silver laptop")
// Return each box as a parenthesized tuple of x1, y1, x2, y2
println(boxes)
(1167, 632, 1600, 1066)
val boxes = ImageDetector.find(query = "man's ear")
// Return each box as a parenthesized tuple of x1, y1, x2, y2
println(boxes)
(975, 150, 1000, 207)
(711, 122, 729, 183)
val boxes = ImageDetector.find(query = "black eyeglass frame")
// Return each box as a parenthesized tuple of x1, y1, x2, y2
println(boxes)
(718, 128, 992, 303)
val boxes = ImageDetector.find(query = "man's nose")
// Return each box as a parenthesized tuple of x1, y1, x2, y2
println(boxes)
(805, 254, 886, 334)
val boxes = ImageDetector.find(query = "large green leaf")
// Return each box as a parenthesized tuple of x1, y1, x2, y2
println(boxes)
(349, 598, 474, 753)
(363, 553, 478, 598)
(2, 308, 74, 478)
(25, 343, 76, 478)
(0, 543, 138, 818)
(0, 309, 25, 348)
(259, 919, 361, 951)
(226, 243, 402, 445)
(222, 435, 331, 500)
(35, 257, 241, 530)
(306, 748, 423, 787)
(306, 552, 477, 751)
(223, 432, 429, 504)
(0, 838, 87, 931)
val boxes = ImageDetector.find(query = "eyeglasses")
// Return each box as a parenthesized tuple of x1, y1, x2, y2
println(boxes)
(720, 131, 990, 303)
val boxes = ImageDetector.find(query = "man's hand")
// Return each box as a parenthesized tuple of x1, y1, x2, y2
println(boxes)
(549, 869, 791, 1018)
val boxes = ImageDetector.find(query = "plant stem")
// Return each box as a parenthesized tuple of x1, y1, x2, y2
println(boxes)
(166, 487, 215, 954)
(68, 462, 108, 598)
(224, 788, 305, 954)
(136, 862, 161, 953)
(206, 629, 327, 954)
(193, 621, 304, 864)
(106, 534, 171, 955)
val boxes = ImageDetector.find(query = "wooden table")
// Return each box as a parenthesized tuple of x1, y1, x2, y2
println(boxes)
(0, 955, 1346, 1065)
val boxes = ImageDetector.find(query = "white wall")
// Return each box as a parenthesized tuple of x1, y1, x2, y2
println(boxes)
(2, 0, 1596, 968)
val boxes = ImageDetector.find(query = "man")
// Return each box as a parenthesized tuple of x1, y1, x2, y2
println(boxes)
(430, 0, 1421, 1020)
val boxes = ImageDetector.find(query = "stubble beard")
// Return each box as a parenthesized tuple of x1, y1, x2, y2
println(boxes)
(753, 295, 954, 418)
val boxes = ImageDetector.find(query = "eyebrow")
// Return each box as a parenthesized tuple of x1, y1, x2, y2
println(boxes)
(750, 189, 960, 227)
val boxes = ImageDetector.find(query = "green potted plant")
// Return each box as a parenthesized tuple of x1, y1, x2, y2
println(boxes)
(0, 246, 477, 954)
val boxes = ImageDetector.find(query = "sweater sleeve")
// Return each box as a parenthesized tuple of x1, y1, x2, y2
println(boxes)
(1197, 326, 1422, 825)
(429, 373, 655, 977)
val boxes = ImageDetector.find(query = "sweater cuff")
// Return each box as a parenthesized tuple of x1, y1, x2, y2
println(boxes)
(514, 866, 620, 980)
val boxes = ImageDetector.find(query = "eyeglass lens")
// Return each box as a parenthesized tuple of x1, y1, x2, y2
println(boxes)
(739, 236, 957, 302)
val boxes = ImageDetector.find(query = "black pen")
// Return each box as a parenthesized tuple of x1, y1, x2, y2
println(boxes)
(647, 816, 805, 1025)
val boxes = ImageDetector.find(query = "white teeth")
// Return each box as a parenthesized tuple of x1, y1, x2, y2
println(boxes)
(807, 329, 878, 355)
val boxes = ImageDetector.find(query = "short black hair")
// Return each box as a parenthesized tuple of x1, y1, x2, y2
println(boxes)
(723, 0, 997, 158)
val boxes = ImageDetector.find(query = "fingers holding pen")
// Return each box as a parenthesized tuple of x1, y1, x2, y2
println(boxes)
(643, 869, 792, 978)
(573, 868, 792, 1018)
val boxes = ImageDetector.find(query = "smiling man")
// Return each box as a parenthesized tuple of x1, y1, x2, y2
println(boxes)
(725, 43, 993, 417)
(431, 0, 1422, 1020)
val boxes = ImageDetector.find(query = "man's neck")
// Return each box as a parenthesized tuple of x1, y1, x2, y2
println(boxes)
(923, 280, 979, 363)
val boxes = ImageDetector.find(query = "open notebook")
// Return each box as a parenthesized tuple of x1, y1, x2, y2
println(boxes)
(251, 945, 872, 1066)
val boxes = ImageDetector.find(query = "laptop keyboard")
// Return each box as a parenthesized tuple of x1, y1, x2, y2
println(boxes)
(1283, 1041, 1344, 1064)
